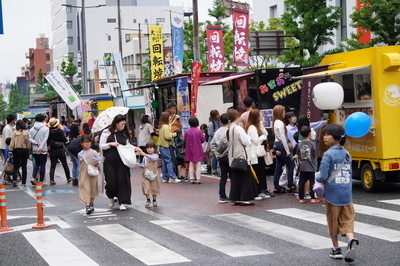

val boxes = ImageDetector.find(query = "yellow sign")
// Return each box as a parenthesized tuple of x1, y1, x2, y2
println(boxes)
(149, 25, 165, 81)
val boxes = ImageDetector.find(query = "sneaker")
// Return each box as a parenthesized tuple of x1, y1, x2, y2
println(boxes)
(162, 179, 169, 183)
(170, 178, 181, 183)
(259, 193, 270, 199)
(30, 178, 36, 186)
(67, 177, 73, 183)
(286, 187, 296, 194)
(329, 247, 343, 259)
(344, 238, 359, 262)
(178, 175, 185, 180)
(152, 201, 158, 207)
(72, 179, 78, 186)
(196, 180, 201, 184)
(304, 194, 312, 200)
(145, 201, 151, 208)
(50, 181, 56, 186)
(190, 179, 195, 184)
(89, 203, 94, 213)
(212, 171, 220, 177)
(254, 196, 262, 201)
(108, 198, 115, 208)
(12, 181, 17, 187)
(219, 198, 231, 204)
(119, 204, 126, 211)
(266, 190, 275, 197)
(86, 206, 92, 214)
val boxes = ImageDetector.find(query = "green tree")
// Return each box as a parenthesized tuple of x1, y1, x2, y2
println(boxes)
(60, 57, 78, 83)
(183, 18, 207, 73)
(350, 0, 400, 46)
(8, 84, 26, 114)
(35, 69, 47, 94)
(0, 94, 8, 122)
(281, 0, 342, 66)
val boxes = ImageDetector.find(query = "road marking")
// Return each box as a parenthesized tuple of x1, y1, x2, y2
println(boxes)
(378, 199, 400, 206)
(212, 213, 344, 249)
(89, 224, 190, 265)
(268, 208, 400, 242)
(353, 204, 400, 222)
(18, 185, 55, 207)
(22, 229, 98, 265)
(0, 216, 71, 234)
(152, 219, 271, 257)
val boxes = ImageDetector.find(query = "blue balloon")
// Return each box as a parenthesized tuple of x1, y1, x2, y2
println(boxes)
(344, 112, 371, 138)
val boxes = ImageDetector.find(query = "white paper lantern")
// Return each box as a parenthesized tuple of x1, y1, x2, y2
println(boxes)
(312, 82, 344, 110)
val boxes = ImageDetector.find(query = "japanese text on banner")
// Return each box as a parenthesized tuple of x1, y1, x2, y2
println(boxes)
(149, 25, 165, 81)
(206, 25, 225, 72)
(233, 8, 250, 67)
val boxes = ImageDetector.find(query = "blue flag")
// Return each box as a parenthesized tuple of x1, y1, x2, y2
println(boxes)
(0, 0, 3, 34)
(171, 14, 184, 74)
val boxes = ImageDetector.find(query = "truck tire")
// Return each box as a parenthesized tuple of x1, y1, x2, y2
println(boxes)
(361, 163, 380, 192)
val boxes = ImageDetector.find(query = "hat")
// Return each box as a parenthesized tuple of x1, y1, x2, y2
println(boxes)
(49, 117, 60, 128)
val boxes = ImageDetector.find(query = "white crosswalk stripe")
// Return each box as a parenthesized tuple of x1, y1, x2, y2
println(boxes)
(152, 219, 272, 257)
(354, 204, 400, 222)
(378, 199, 400, 206)
(88, 224, 191, 265)
(212, 212, 346, 249)
(23, 229, 99, 266)
(268, 208, 400, 242)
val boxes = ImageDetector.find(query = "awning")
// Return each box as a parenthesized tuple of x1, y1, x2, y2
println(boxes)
(293, 65, 370, 79)
(200, 72, 255, 85)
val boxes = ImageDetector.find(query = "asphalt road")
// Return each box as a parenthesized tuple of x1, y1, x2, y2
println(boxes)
(1, 160, 400, 266)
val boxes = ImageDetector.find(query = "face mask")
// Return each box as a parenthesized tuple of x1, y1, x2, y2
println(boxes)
(291, 117, 297, 124)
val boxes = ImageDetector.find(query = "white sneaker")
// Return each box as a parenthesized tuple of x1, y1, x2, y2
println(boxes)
(170, 178, 181, 183)
(119, 204, 126, 211)
(259, 193, 270, 199)
(108, 198, 114, 208)
(254, 196, 263, 200)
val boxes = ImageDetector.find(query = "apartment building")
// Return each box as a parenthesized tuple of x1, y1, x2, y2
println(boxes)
(25, 35, 53, 87)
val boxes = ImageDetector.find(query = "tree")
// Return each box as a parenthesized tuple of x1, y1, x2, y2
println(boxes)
(60, 57, 78, 84)
(281, 0, 342, 66)
(8, 84, 27, 114)
(0, 94, 8, 122)
(350, 0, 400, 46)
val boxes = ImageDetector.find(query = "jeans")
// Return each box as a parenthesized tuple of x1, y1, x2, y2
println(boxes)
(160, 146, 176, 180)
(218, 156, 230, 199)
(67, 150, 80, 180)
(32, 153, 48, 182)
(273, 142, 294, 189)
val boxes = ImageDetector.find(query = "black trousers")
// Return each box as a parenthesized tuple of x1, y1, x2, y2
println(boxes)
(12, 148, 29, 184)
(298, 171, 316, 199)
(49, 149, 70, 181)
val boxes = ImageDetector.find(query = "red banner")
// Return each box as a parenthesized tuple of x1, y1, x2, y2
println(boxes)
(356, 0, 371, 44)
(190, 62, 202, 117)
(233, 8, 250, 67)
(206, 25, 225, 72)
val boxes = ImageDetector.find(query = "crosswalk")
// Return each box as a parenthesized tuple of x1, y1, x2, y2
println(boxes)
(6, 199, 400, 265)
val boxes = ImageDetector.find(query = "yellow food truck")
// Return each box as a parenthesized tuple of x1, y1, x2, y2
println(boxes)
(298, 46, 400, 192)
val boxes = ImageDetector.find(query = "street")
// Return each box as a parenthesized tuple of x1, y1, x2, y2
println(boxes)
(1, 160, 400, 266)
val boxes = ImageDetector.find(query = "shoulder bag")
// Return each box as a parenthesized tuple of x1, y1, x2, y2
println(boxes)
(230, 127, 248, 173)
(313, 151, 350, 198)
(115, 135, 137, 168)
(144, 168, 157, 181)
(83, 155, 99, 177)
(4, 158, 14, 175)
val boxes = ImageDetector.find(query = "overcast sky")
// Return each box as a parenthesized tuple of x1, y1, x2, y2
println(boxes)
(0, 0, 227, 84)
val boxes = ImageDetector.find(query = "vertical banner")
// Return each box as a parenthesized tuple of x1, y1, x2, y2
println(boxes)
(104, 53, 116, 98)
(0, 0, 3, 34)
(45, 69, 81, 110)
(206, 25, 225, 72)
(164, 47, 174, 77)
(190, 62, 202, 117)
(176, 77, 190, 132)
(171, 14, 184, 74)
(113, 52, 130, 99)
(356, 0, 371, 44)
(233, 8, 250, 67)
(149, 25, 165, 81)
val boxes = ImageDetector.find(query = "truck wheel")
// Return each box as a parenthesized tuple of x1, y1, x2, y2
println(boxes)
(361, 163, 379, 192)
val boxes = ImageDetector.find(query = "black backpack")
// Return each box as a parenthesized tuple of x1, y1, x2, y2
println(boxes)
(66, 137, 82, 157)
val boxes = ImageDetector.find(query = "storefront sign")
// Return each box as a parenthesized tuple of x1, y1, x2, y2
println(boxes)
(149, 25, 165, 81)
(233, 8, 250, 67)
(207, 25, 225, 72)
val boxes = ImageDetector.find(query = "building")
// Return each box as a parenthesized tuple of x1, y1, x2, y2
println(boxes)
(252, 0, 357, 54)
(25, 34, 53, 88)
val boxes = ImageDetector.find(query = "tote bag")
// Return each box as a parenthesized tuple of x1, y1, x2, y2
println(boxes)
(116, 144, 138, 168)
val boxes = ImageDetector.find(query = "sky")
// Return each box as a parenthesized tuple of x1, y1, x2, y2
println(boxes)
(0, 0, 222, 84)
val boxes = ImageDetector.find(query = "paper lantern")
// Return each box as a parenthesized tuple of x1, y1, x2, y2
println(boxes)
(312, 82, 344, 110)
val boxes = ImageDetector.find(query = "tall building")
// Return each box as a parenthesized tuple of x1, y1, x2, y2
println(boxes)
(25, 34, 53, 88)
(252, 0, 357, 54)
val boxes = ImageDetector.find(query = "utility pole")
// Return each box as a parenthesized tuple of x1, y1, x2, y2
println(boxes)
(117, 0, 123, 57)
(192, 0, 200, 62)
(138, 23, 143, 82)
(81, 0, 88, 94)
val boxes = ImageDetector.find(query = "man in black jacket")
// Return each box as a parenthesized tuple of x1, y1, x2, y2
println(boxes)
(69, 119, 81, 140)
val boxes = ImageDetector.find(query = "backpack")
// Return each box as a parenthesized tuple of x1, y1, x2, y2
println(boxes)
(66, 137, 82, 157)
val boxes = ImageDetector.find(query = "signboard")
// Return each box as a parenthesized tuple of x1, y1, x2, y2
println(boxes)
(250, 31, 286, 56)
(190, 62, 202, 117)
(260, 109, 273, 128)
(233, 8, 250, 67)
(176, 77, 190, 132)
(206, 25, 225, 72)
(149, 25, 165, 81)
(164, 47, 174, 77)
(171, 15, 184, 74)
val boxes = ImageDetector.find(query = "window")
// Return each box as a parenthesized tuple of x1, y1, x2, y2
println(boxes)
(66, 21, 73, 29)
(340, 0, 347, 39)
(355, 73, 372, 100)
(342, 74, 355, 103)
(270, 5, 277, 18)
(46, 53, 50, 61)
(67, 37, 73, 45)
(144, 19, 148, 24)
(66, 7, 72, 13)
(107, 18, 116, 23)
(46, 64, 51, 72)
(108, 35, 111, 41)
(133, 19, 137, 23)
(156, 18, 165, 23)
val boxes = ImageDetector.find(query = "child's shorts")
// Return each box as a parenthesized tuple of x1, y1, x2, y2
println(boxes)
(325, 202, 355, 236)
(176, 158, 184, 167)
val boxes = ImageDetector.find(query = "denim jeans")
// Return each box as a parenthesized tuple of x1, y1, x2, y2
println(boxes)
(273, 142, 294, 189)
(160, 146, 176, 180)
(67, 150, 80, 180)
(32, 153, 48, 182)
(218, 156, 230, 199)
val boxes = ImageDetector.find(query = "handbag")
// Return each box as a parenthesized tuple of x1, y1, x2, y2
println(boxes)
(83, 156, 99, 177)
(230, 127, 248, 173)
(264, 150, 273, 166)
(4, 159, 14, 175)
(313, 152, 350, 198)
(143, 169, 157, 181)
(115, 135, 138, 168)
(256, 142, 267, 157)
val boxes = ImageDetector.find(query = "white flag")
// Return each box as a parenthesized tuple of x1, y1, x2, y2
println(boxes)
(45, 69, 81, 110)
(113, 52, 130, 99)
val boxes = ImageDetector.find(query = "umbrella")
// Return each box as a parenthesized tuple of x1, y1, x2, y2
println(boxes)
(91, 106, 129, 133)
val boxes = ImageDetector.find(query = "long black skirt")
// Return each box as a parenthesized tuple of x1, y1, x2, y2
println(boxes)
(103, 155, 132, 205)
(229, 166, 258, 202)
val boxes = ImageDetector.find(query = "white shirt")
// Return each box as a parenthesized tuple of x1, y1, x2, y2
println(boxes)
(274, 120, 290, 154)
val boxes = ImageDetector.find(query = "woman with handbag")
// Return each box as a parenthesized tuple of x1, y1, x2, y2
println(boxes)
(47, 118, 71, 185)
(245, 109, 271, 200)
(227, 109, 257, 206)
(9, 120, 30, 186)
(100, 114, 136, 211)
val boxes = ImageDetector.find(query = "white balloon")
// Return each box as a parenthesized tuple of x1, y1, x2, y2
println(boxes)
(312, 82, 344, 110)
